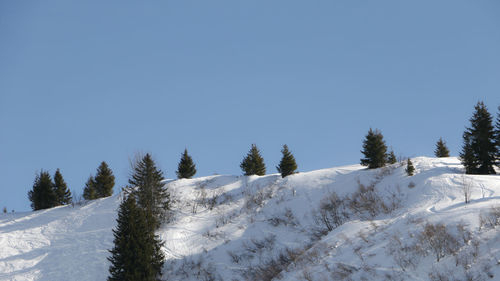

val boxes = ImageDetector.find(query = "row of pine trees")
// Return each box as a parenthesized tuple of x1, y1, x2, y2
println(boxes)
(26, 101, 500, 211)
(26, 144, 298, 211)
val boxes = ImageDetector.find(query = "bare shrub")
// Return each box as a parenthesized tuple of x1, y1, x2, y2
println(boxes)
(173, 256, 222, 281)
(456, 222, 473, 245)
(408, 181, 416, 188)
(245, 244, 320, 281)
(203, 229, 225, 241)
(268, 208, 298, 227)
(479, 206, 500, 229)
(348, 181, 384, 219)
(317, 192, 349, 231)
(244, 186, 273, 210)
(462, 174, 472, 204)
(71, 193, 86, 207)
(386, 234, 420, 271)
(227, 250, 241, 264)
(301, 268, 314, 281)
(455, 249, 474, 270)
(418, 223, 460, 262)
(192, 186, 208, 213)
(330, 263, 358, 280)
(215, 210, 238, 228)
(428, 270, 452, 281)
(242, 234, 276, 258)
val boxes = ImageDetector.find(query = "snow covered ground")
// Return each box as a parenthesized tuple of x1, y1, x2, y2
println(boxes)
(1, 157, 500, 280)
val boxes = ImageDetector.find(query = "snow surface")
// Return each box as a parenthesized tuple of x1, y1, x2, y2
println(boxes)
(1, 157, 500, 280)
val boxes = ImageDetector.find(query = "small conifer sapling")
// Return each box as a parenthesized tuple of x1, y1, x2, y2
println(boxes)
(240, 144, 266, 176)
(360, 128, 388, 169)
(387, 149, 397, 164)
(406, 159, 415, 176)
(83, 176, 97, 200)
(176, 149, 197, 179)
(434, 138, 450, 158)
(53, 169, 72, 205)
(28, 170, 57, 210)
(94, 162, 115, 198)
(276, 144, 298, 178)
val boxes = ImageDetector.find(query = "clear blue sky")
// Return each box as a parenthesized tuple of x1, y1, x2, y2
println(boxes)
(1, 0, 499, 212)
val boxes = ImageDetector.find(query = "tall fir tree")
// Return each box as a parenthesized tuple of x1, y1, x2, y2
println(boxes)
(83, 176, 97, 200)
(240, 144, 266, 176)
(176, 149, 197, 179)
(129, 154, 170, 230)
(405, 159, 415, 176)
(276, 144, 298, 178)
(94, 161, 115, 198)
(53, 169, 72, 205)
(434, 138, 450, 158)
(460, 102, 497, 174)
(108, 195, 164, 281)
(28, 170, 57, 210)
(387, 149, 397, 164)
(360, 128, 388, 169)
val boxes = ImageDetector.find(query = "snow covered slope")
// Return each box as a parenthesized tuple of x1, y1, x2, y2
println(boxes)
(1, 157, 500, 280)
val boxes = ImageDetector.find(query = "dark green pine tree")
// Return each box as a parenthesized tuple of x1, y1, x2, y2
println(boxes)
(460, 102, 497, 174)
(387, 149, 397, 164)
(240, 144, 266, 176)
(28, 170, 57, 210)
(405, 158, 415, 176)
(434, 138, 450, 158)
(276, 144, 298, 178)
(83, 176, 97, 200)
(460, 132, 477, 174)
(176, 149, 197, 179)
(108, 195, 164, 281)
(129, 154, 170, 230)
(360, 128, 388, 169)
(53, 169, 72, 205)
(94, 161, 115, 198)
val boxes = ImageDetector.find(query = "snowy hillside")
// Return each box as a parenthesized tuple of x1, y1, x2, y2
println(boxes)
(1, 157, 500, 280)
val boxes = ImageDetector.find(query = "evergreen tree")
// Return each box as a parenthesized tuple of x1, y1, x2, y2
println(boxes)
(460, 132, 477, 174)
(176, 149, 197, 179)
(94, 161, 115, 198)
(276, 144, 298, 178)
(83, 176, 97, 200)
(405, 159, 415, 176)
(129, 154, 169, 230)
(460, 102, 497, 174)
(240, 144, 266, 176)
(108, 195, 164, 281)
(434, 138, 450, 158)
(360, 128, 388, 169)
(387, 149, 397, 164)
(28, 170, 57, 210)
(53, 169, 72, 205)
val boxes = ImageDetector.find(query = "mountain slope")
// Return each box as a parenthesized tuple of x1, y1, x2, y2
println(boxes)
(1, 157, 500, 280)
